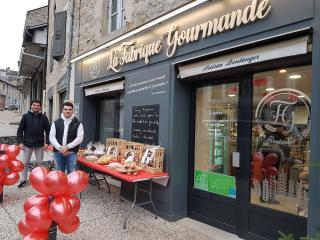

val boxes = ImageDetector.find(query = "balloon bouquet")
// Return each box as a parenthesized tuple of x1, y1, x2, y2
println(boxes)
(18, 167, 89, 240)
(0, 144, 24, 202)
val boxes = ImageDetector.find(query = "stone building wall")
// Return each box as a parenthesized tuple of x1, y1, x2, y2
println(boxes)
(46, 0, 70, 120)
(71, 0, 191, 56)
(46, 0, 191, 118)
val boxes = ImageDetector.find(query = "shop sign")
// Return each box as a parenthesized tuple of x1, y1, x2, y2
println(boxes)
(179, 36, 308, 78)
(84, 80, 124, 96)
(194, 170, 236, 198)
(90, 0, 272, 74)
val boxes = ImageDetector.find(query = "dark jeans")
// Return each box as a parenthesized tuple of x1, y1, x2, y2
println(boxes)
(53, 152, 77, 174)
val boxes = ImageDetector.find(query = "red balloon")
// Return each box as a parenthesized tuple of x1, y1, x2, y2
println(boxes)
(253, 152, 264, 162)
(64, 195, 81, 219)
(266, 166, 278, 177)
(261, 168, 267, 179)
(25, 205, 52, 232)
(24, 194, 49, 213)
(58, 216, 80, 234)
(5, 145, 20, 160)
(264, 153, 279, 167)
(23, 232, 48, 240)
(49, 195, 73, 224)
(10, 159, 24, 172)
(0, 144, 8, 152)
(3, 172, 19, 185)
(0, 154, 10, 169)
(44, 170, 68, 196)
(0, 170, 5, 183)
(29, 167, 49, 195)
(17, 217, 33, 237)
(67, 171, 89, 194)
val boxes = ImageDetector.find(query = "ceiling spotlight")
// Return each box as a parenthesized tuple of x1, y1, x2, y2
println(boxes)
(279, 69, 287, 73)
(289, 74, 302, 79)
(298, 95, 305, 98)
(266, 88, 275, 91)
(228, 94, 236, 97)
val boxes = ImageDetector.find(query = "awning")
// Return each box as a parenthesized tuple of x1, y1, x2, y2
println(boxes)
(84, 80, 125, 96)
(178, 36, 309, 79)
(18, 44, 45, 77)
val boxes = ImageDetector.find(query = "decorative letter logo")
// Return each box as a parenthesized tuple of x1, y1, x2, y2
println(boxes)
(90, 61, 100, 79)
(255, 88, 311, 139)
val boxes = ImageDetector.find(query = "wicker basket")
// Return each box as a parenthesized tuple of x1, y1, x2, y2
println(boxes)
(106, 139, 165, 173)
(118, 149, 137, 164)
(134, 143, 149, 162)
(141, 147, 164, 174)
(106, 138, 126, 148)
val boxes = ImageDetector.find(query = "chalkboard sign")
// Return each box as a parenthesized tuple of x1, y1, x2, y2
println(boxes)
(131, 104, 159, 145)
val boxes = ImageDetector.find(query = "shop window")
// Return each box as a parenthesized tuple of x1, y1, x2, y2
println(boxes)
(251, 66, 311, 217)
(108, 0, 125, 33)
(59, 91, 67, 114)
(194, 83, 238, 198)
(48, 98, 53, 124)
(99, 93, 124, 142)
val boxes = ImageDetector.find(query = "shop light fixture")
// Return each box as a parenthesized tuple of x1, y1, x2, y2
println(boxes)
(266, 88, 275, 91)
(279, 69, 287, 73)
(70, 0, 208, 63)
(228, 94, 236, 97)
(289, 74, 302, 79)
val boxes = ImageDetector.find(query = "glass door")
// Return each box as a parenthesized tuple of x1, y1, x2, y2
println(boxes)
(193, 83, 238, 198)
(188, 78, 252, 237)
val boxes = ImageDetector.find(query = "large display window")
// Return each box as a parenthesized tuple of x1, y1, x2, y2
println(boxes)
(99, 93, 124, 141)
(250, 66, 311, 217)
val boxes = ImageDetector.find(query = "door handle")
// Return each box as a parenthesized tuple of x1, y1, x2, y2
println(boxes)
(232, 152, 240, 168)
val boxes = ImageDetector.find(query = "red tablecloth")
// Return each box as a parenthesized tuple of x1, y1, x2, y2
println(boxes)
(78, 157, 168, 183)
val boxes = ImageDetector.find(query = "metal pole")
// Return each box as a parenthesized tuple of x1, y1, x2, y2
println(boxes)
(47, 196, 57, 239)
(0, 187, 3, 203)
(48, 222, 57, 240)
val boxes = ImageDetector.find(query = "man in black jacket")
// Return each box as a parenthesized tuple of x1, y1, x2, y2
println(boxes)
(50, 101, 84, 174)
(17, 100, 50, 188)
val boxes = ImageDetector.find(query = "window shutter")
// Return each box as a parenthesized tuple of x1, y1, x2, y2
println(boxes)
(52, 11, 67, 60)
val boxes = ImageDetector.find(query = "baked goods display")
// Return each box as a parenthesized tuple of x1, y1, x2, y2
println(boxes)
(96, 154, 116, 165)
(85, 155, 98, 162)
(115, 162, 143, 175)
(83, 138, 165, 175)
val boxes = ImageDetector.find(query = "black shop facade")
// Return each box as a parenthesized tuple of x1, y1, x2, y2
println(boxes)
(72, 0, 320, 239)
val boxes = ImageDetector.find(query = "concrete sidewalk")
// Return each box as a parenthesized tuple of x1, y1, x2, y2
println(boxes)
(0, 177, 241, 240)
(0, 110, 21, 137)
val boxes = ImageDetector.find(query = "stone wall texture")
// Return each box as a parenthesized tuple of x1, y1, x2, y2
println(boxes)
(46, 0, 191, 118)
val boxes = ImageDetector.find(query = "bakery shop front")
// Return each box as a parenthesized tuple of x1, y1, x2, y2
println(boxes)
(71, 0, 320, 239)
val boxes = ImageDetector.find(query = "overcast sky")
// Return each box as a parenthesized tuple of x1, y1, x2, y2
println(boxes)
(0, 0, 48, 71)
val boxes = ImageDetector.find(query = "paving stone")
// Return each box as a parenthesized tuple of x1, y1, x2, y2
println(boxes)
(0, 180, 219, 240)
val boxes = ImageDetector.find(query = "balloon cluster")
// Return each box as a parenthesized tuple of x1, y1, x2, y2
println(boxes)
(18, 167, 89, 240)
(0, 144, 24, 194)
(252, 152, 279, 182)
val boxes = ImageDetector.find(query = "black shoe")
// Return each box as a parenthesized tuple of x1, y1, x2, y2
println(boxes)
(17, 181, 27, 188)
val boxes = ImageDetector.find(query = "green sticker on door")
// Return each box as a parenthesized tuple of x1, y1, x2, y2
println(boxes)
(194, 170, 236, 198)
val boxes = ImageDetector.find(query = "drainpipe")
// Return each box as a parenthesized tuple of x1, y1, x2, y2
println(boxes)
(66, 0, 75, 99)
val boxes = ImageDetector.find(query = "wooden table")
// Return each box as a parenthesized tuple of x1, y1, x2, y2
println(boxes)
(77, 157, 169, 228)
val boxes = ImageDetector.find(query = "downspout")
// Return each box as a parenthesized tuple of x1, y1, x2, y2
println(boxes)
(44, 0, 50, 114)
(66, 0, 75, 99)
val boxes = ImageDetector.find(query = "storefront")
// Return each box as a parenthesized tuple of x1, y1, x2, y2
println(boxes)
(71, 0, 320, 239)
